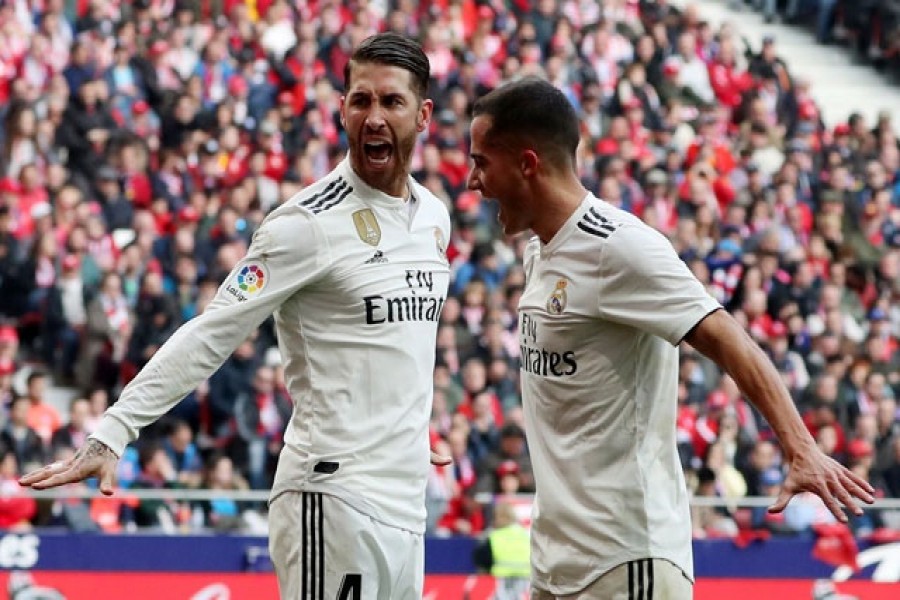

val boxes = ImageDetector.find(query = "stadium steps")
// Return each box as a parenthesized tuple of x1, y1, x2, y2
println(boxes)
(691, 0, 900, 128)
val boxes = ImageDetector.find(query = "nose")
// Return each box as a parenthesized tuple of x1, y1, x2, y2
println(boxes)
(365, 105, 386, 130)
(467, 169, 480, 191)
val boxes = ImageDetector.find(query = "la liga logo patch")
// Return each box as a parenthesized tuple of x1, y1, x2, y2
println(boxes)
(237, 264, 266, 293)
(226, 262, 268, 302)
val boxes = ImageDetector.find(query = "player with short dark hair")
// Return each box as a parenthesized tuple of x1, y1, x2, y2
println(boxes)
(22, 33, 450, 599)
(467, 77, 874, 599)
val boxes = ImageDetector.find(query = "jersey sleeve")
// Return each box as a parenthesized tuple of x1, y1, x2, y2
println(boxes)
(596, 224, 720, 346)
(91, 209, 329, 456)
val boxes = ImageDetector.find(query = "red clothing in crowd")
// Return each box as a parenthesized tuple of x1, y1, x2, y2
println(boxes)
(0, 478, 37, 528)
(708, 60, 755, 108)
(436, 495, 486, 536)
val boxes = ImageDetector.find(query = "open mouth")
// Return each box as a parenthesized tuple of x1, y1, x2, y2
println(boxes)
(364, 141, 393, 166)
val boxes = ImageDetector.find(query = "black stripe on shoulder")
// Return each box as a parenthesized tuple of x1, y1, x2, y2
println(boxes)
(583, 215, 616, 233)
(584, 210, 616, 233)
(313, 185, 353, 214)
(577, 221, 610, 239)
(589, 207, 610, 223)
(299, 177, 344, 208)
(306, 179, 348, 213)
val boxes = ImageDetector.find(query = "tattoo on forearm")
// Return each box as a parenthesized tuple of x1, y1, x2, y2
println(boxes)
(80, 439, 116, 462)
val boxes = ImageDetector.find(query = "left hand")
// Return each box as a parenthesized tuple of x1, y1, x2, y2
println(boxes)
(769, 445, 875, 522)
(430, 451, 452, 466)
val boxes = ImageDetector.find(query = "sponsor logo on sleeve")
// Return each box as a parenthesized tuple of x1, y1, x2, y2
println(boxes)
(225, 262, 268, 302)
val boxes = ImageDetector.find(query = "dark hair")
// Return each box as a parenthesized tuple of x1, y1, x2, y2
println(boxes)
(472, 77, 580, 169)
(27, 370, 47, 386)
(138, 441, 165, 470)
(344, 32, 430, 99)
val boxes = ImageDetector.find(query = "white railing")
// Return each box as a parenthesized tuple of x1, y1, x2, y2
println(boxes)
(18, 489, 900, 510)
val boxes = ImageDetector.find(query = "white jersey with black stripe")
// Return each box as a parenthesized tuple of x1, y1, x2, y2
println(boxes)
(518, 195, 721, 594)
(92, 157, 451, 534)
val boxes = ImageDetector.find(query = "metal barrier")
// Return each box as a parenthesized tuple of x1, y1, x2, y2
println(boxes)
(20, 488, 900, 509)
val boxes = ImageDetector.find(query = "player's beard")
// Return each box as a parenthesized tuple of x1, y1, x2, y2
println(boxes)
(354, 130, 416, 198)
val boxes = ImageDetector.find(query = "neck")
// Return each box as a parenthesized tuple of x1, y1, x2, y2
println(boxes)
(531, 172, 588, 244)
(349, 158, 410, 199)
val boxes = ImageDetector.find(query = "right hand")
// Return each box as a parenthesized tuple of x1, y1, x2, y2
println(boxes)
(19, 439, 119, 495)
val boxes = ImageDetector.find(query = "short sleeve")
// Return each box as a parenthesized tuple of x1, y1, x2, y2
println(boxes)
(596, 224, 721, 346)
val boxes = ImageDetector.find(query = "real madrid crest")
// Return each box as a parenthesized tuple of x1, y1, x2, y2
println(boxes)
(352, 209, 381, 246)
(547, 279, 568, 314)
(434, 227, 447, 261)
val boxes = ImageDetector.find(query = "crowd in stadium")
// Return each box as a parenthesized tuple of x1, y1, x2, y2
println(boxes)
(0, 0, 897, 540)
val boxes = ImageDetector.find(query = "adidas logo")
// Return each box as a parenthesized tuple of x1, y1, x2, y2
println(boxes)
(364, 250, 388, 264)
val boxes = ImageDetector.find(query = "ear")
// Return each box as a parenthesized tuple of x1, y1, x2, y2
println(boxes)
(417, 99, 434, 133)
(338, 95, 346, 128)
(520, 149, 539, 178)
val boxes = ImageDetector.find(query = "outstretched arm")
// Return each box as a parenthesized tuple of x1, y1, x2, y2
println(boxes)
(684, 309, 874, 521)
(21, 208, 327, 491)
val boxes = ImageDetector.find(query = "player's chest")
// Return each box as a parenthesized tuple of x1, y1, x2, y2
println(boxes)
(518, 255, 599, 322)
(324, 214, 450, 301)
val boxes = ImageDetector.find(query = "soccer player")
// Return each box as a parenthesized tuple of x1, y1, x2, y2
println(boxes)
(466, 77, 874, 599)
(21, 33, 451, 599)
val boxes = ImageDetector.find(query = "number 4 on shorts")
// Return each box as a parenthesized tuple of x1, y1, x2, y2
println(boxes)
(337, 574, 361, 600)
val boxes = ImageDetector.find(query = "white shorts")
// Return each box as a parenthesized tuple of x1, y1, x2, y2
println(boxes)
(531, 559, 692, 600)
(268, 491, 424, 600)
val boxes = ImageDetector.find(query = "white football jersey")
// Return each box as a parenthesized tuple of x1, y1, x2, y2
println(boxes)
(92, 158, 451, 533)
(518, 195, 720, 594)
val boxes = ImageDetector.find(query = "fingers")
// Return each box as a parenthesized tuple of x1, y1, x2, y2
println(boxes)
(23, 455, 99, 491)
(28, 466, 85, 490)
(820, 486, 849, 523)
(767, 488, 792, 514)
(19, 461, 69, 487)
(99, 465, 118, 496)
(828, 470, 875, 519)
(430, 451, 453, 466)
(844, 470, 876, 500)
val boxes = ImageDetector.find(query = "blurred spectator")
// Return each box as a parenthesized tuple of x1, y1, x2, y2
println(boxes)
(77, 270, 131, 394)
(43, 253, 86, 382)
(471, 498, 530, 599)
(476, 423, 534, 495)
(845, 438, 888, 535)
(50, 397, 91, 455)
(125, 268, 180, 378)
(195, 453, 250, 533)
(130, 442, 185, 530)
(435, 484, 485, 537)
(162, 419, 203, 489)
(750, 467, 795, 534)
(0, 451, 37, 531)
(691, 466, 739, 538)
(0, 396, 46, 472)
(232, 364, 290, 489)
(23, 370, 61, 447)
